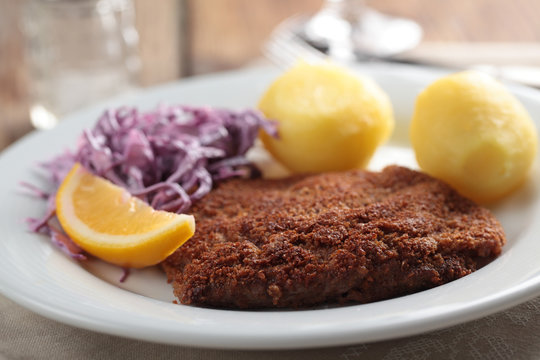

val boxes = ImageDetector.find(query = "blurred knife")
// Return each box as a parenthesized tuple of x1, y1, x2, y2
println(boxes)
(394, 42, 540, 88)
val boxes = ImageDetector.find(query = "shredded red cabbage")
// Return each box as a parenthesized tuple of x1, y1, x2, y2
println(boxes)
(25, 104, 277, 260)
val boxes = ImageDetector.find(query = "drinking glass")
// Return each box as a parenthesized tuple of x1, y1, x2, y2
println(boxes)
(23, 0, 140, 129)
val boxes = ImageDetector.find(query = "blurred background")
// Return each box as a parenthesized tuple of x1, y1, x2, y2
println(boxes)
(2, 0, 540, 151)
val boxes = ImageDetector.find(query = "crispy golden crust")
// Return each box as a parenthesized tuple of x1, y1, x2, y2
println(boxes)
(162, 166, 506, 309)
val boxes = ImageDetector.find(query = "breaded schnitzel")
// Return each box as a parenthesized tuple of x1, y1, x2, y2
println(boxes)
(162, 166, 506, 309)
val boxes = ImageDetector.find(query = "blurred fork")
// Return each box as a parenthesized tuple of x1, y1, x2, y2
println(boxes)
(263, 17, 540, 89)
(263, 16, 330, 69)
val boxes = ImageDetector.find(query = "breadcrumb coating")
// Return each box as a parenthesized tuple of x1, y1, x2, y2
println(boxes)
(163, 166, 506, 309)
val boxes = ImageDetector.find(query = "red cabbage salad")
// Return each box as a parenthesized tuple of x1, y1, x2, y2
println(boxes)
(23, 104, 277, 260)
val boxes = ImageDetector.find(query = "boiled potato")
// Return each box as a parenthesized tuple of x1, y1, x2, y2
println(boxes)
(258, 62, 394, 173)
(410, 71, 538, 203)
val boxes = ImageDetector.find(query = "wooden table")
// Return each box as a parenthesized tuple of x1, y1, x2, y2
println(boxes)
(2, 0, 540, 151)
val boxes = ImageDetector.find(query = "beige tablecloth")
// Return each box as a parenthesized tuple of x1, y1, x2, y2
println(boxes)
(2, 293, 540, 360)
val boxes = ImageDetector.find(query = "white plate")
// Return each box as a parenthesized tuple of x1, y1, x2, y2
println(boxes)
(1, 63, 539, 350)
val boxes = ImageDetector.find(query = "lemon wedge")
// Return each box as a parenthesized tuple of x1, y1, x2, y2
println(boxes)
(56, 163, 195, 268)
